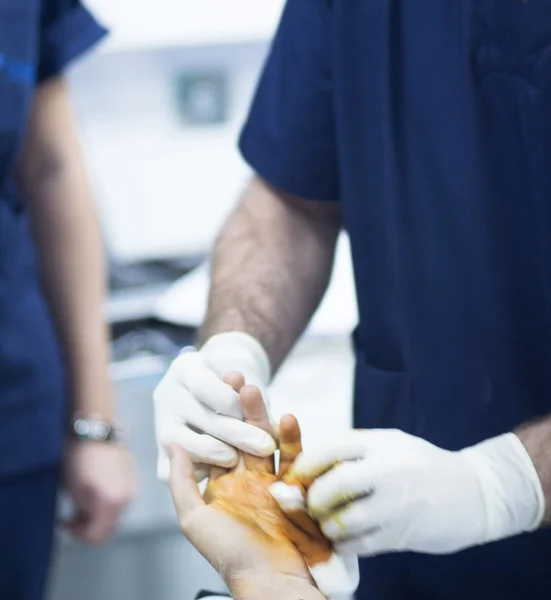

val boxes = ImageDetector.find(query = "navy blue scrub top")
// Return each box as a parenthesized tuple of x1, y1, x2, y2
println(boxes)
(240, 0, 551, 449)
(0, 1, 106, 477)
(240, 2, 551, 597)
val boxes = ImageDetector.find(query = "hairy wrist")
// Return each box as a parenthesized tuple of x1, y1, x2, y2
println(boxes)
(515, 417, 551, 525)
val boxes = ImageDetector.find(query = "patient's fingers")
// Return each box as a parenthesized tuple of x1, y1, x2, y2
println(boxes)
(273, 415, 328, 539)
(209, 466, 228, 480)
(240, 385, 274, 435)
(278, 414, 302, 478)
(212, 373, 247, 475)
(168, 445, 205, 518)
(223, 372, 246, 394)
(272, 422, 281, 446)
(240, 385, 275, 473)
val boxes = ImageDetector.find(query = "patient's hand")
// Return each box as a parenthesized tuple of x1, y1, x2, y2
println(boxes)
(169, 374, 328, 600)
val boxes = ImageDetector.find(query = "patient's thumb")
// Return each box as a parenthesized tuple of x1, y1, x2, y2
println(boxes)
(168, 444, 204, 518)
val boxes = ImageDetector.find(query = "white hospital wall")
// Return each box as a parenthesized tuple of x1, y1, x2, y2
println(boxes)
(67, 41, 270, 262)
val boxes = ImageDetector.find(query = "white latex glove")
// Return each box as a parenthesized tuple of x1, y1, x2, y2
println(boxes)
(279, 429, 545, 556)
(154, 332, 276, 483)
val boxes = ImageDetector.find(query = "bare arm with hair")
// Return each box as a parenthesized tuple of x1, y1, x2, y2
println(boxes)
(199, 176, 342, 372)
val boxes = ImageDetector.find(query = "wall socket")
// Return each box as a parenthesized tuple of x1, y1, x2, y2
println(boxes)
(173, 70, 228, 125)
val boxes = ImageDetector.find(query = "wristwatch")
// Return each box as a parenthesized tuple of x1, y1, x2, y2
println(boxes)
(69, 414, 127, 444)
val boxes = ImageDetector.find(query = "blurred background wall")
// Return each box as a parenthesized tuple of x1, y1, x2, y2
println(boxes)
(74, 0, 286, 262)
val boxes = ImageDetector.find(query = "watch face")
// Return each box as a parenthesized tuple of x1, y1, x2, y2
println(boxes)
(91, 420, 110, 439)
(74, 418, 91, 436)
(73, 418, 111, 440)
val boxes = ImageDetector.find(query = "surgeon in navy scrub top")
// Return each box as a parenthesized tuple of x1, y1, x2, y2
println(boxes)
(0, 2, 136, 599)
(154, 1, 551, 599)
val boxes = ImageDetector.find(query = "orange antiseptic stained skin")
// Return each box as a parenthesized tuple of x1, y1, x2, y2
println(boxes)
(204, 379, 333, 570)
(205, 472, 286, 542)
(284, 471, 316, 492)
(205, 471, 333, 568)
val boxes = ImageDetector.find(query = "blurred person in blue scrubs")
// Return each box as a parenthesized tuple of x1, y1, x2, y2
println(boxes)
(0, 2, 136, 599)
(156, 2, 551, 599)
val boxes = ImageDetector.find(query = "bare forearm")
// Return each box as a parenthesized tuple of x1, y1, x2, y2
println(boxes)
(16, 78, 113, 418)
(516, 417, 551, 524)
(200, 177, 341, 372)
(26, 165, 111, 416)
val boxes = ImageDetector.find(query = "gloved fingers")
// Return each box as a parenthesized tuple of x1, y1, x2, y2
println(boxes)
(158, 421, 239, 469)
(240, 385, 274, 434)
(291, 431, 368, 481)
(334, 526, 394, 557)
(168, 444, 206, 532)
(240, 384, 275, 473)
(307, 461, 376, 519)
(278, 414, 303, 478)
(174, 351, 242, 418)
(330, 492, 409, 556)
(197, 409, 276, 457)
(320, 496, 377, 541)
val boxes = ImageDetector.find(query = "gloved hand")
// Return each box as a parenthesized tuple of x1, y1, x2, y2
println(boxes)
(154, 332, 276, 483)
(274, 429, 545, 556)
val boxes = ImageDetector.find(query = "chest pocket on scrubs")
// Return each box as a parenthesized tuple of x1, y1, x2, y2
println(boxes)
(0, 2, 36, 209)
(473, 0, 551, 80)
